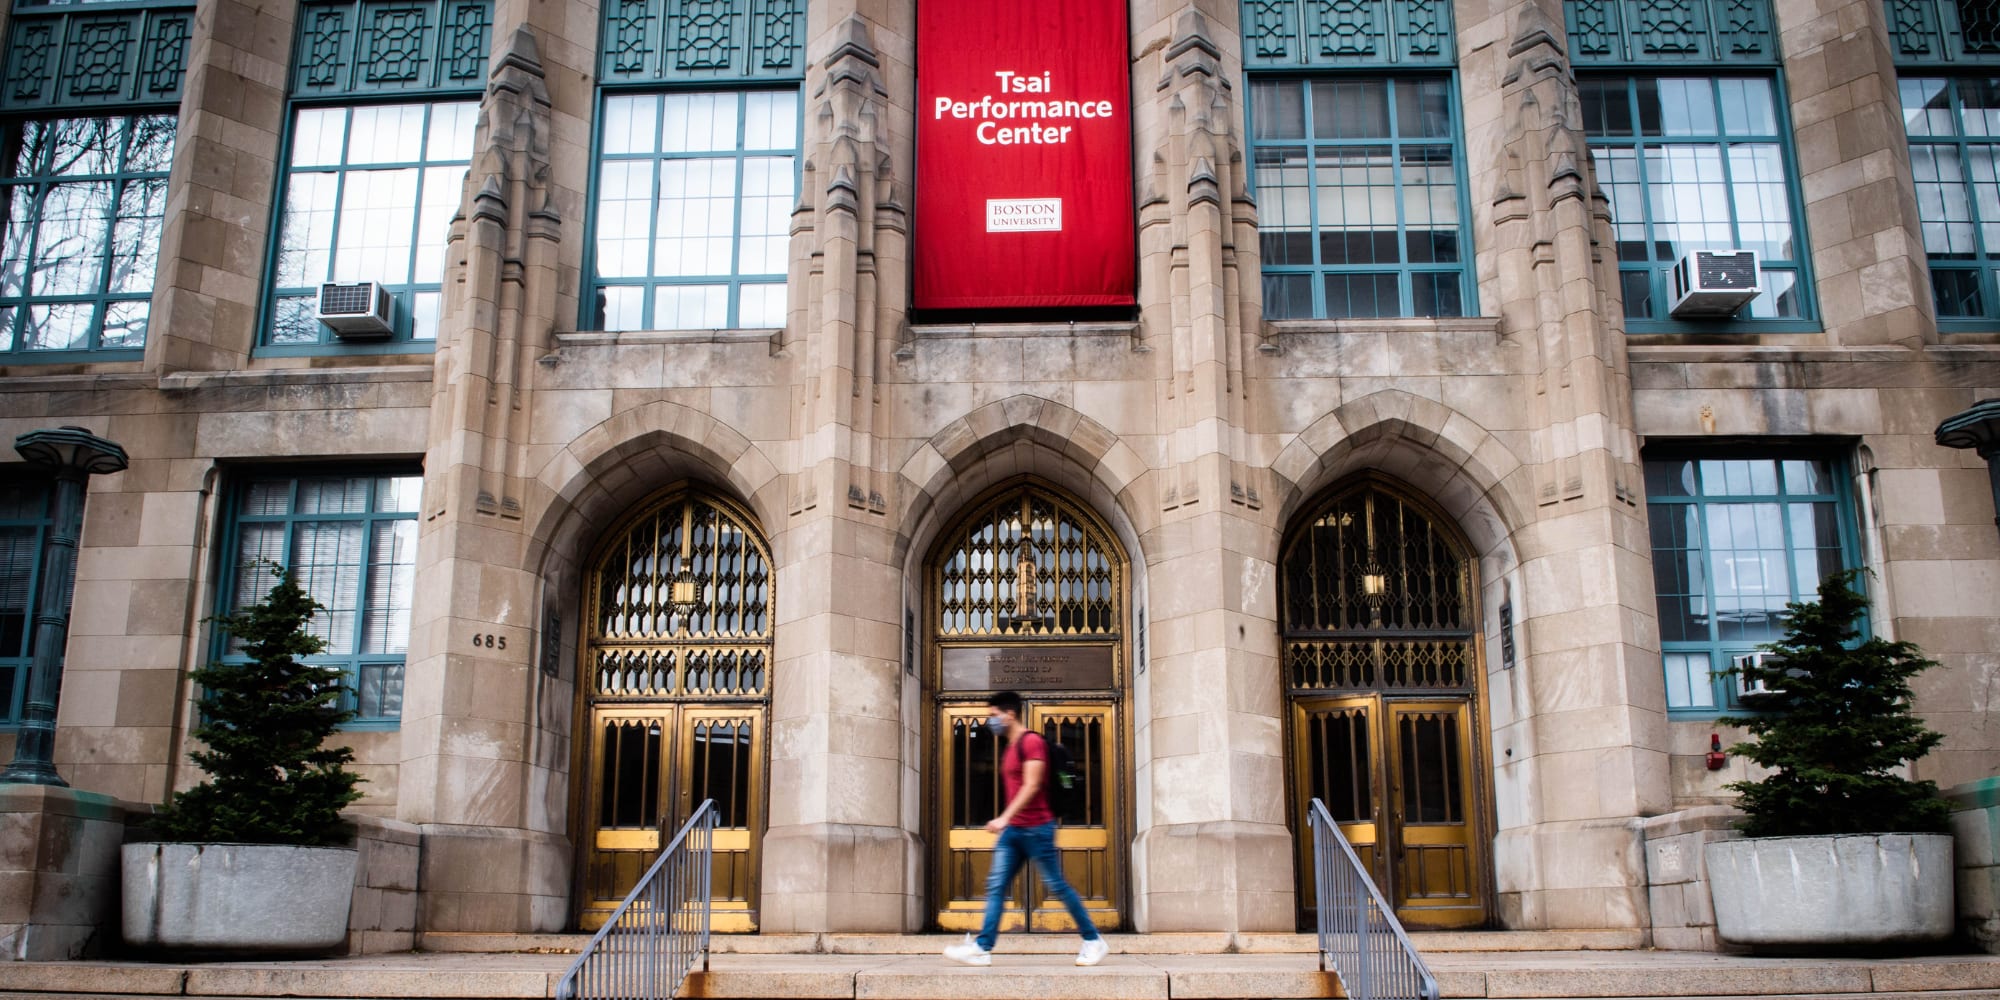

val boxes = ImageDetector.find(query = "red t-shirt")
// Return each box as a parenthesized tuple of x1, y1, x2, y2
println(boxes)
(1002, 731, 1057, 827)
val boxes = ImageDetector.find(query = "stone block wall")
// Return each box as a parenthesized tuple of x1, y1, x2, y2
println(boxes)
(1949, 778, 2000, 954)
(346, 815, 420, 955)
(0, 786, 133, 961)
(1641, 806, 1745, 952)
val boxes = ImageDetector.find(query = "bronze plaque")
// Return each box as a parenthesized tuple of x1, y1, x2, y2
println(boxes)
(940, 645, 1115, 691)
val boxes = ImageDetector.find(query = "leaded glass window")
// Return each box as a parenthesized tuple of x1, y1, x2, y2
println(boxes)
(1581, 76, 1814, 328)
(1644, 454, 1854, 714)
(588, 89, 799, 331)
(265, 102, 476, 348)
(220, 472, 422, 724)
(1250, 77, 1471, 319)
(0, 477, 51, 727)
(0, 115, 173, 357)
(1898, 76, 2000, 324)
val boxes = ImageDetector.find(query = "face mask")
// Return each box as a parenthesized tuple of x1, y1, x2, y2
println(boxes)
(985, 715, 1007, 734)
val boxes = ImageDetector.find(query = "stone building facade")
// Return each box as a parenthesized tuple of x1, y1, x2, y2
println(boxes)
(0, 0, 1996, 941)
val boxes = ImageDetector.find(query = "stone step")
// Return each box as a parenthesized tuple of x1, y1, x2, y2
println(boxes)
(415, 927, 1647, 955)
(5, 952, 1999, 1000)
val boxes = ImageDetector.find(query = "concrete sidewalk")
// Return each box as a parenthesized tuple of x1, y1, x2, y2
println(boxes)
(2, 947, 1998, 999)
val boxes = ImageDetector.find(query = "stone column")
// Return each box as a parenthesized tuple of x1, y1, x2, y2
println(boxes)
(757, 0, 922, 932)
(395, 7, 581, 931)
(145, 0, 295, 372)
(1462, 0, 1666, 928)
(1127, 0, 1294, 932)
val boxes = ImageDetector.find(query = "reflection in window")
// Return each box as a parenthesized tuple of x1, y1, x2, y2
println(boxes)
(222, 472, 422, 723)
(0, 115, 174, 355)
(1251, 77, 1469, 319)
(1580, 77, 1811, 325)
(267, 102, 475, 347)
(1644, 455, 1851, 712)
(1899, 76, 2000, 323)
(590, 90, 798, 331)
(0, 478, 51, 726)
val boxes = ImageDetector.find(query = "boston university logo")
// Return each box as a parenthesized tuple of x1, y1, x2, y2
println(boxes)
(986, 198, 1062, 233)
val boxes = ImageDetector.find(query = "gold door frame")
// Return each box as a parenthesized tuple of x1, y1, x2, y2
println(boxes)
(1277, 472, 1497, 930)
(571, 482, 773, 932)
(922, 477, 1132, 933)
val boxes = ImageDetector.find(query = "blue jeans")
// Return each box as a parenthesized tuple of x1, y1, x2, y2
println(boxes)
(976, 821, 1101, 950)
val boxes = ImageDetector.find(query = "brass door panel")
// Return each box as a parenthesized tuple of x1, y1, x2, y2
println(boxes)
(1291, 694, 1483, 929)
(582, 709, 675, 925)
(933, 702, 1122, 933)
(1385, 701, 1480, 927)
(675, 707, 763, 934)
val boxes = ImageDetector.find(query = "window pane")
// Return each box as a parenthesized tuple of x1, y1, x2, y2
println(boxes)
(595, 160, 654, 279)
(270, 296, 321, 345)
(1312, 80, 1389, 139)
(362, 519, 416, 655)
(426, 103, 478, 160)
(126, 116, 176, 172)
(1728, 144, 1793, 259)
(1931, 267, 1985, 317)
(410, 291, 440, 341)
(347, 105, 427, 164)
(1718, 78, 1777, 136)
(1323, 272, 1398, 318)
(736, 156, 793, 274)
(277, 172, 340, 287)
(22, 303, 91, 350)
(1254, 146, 1312, 265)
(661, 93, 738, 153)
(656, 159, 735, 277)
(33, 180, 112, 295)
(1902, 78, 1954, 138)
(414, 165, 467, 283)
(333, 167, 420, 284)
(738, 282, 786, 327)
(1252, 80, 1305, 139)
(108, 176, 167, 294)
(655, 284, 727, 328)
(1580, 78, 1635, 137)
(1963, 78, 2000, 139)
(1411, 272, 1462, 317)
(294, 520, 365, 653)
(604, 95, 660, 155)
(1664, 652, 1715, 709)
(1263, 272, 1312, 319)
(0, 523, 39, 657)
(292, 108, 348, 166)
(100, 299, 147, 349)
(1395, 79, 1452, 138)
(596, 285, 644, 331)
(743, 91, 798, 150)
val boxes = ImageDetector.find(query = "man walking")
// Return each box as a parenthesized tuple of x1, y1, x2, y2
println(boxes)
(943, 690, 1110, 967)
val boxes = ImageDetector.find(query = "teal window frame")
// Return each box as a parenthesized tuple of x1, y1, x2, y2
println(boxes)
(0, 473, 52, 729)
(1898, 75, 2000, 330)
(258, 100, 477, 355)
(213, 469, 423, 728)
(1582, 74, 1819, 334)
(1644, 449, 1862, 719)
(1244, 74, 1477, 320)
(0, 112, 173, 361)
(582, 86, 801, 332)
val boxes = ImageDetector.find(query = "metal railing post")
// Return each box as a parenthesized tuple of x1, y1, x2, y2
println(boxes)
(556, 799, 719, 1000)
(1306, 798, 1439, 1000)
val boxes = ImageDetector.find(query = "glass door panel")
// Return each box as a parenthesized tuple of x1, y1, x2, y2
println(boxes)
(1292, 696, 1383, 913)
(936, 704, 1017, 932)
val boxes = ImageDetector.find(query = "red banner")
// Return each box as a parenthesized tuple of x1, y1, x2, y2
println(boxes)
(914, 0, 1136, 310)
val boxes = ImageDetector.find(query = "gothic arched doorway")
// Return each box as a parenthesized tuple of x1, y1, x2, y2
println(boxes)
(575, 483, 771, 932)
(925, 479, 1128, 933)
(1280, 474, 1492, 929)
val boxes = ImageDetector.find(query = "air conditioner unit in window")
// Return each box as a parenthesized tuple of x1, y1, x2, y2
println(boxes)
(1669, 250, 1761, 319)
(316, 281, 395, 340)
(1731, 651, 1789, 703)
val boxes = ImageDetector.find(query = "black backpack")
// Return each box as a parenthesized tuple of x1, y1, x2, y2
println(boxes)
(1032, 732, 1083, 821)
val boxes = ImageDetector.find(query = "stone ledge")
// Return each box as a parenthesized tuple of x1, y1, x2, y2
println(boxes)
(1266, 317, 1504, 337)
(159, 366, 434, 391)
(908, 320, 1139, 340)
(554, 329, 780, 347)
(0, 373, 155, 394)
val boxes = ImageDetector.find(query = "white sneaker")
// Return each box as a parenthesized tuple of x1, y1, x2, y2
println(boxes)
(1076, 937, 1110, 966)
(943, 932, 992, 966)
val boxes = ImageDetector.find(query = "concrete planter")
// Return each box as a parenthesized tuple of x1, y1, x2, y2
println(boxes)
(122, 842, 357, 954)
(1705, 834, 1954, 948)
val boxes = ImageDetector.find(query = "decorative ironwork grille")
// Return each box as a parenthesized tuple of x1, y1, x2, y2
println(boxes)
(290, 0, 492, 99)
(598, 0, 804, 85)
(1280, 480, 1474, 693)
(1242, 0, 1455, 69)
(934, 484, 1122, 639)
(589, 486, 773, 701)
(1888, 0, 2000, 64)
(1562, 0, 1776, 66)
(1, 3, 191, 112)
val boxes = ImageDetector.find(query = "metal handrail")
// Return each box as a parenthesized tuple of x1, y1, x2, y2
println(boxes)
(556, 800, 718, 1000)
(1308, 797, 1440, 1000)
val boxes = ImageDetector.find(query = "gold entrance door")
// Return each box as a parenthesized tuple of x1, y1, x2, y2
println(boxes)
(576, 484, 772, 932)
(935, 701, 1121, 933)
(579, 704, 765, 931)
(1293, 694, 1481, 928)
